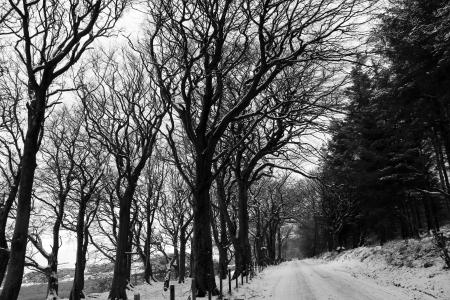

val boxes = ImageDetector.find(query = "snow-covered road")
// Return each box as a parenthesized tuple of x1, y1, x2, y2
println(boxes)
(259, 260, 434, 300)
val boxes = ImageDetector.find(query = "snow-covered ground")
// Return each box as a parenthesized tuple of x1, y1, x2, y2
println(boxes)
(63, 227, 450, 300)
(317, 234, 450, 299)
(73, 256, 449, 299)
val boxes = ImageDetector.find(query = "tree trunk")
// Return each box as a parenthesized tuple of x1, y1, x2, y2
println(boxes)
(276, 225, 282, 262)
(126, 230, 133, 284)
(0, 175, 19, 287)
(213, 170, 230, 279)
(236, 179, 251, 276)
(266, 225, 277, 264)
(70, 201, 88, 300)
(429, 196, 440, 231)
(438, 121, 450, 169)
(189, 241, 193, 278)
(143, 235, 154, 284)
(47, 191, 68, 299)
(0, 91, 46, 300)
(433, 130, 450, 194)
(218, 209, 228, 279)
(191, 157, 217, 296)
(141, 199, 155, 284)
(178, 232, 186, 283)
(0, 223, 9, 288)
(422, 197, 433, 231)
(109, 184, 136, 300)
(173, 242, 179, 279)
(47, 220, 63, 299)
(413, 198, 422, 232)
(254, 210, 264, 266)
(47, 255, 59, 300)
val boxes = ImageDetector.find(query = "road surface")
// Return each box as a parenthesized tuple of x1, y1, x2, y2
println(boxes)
(253, 260, 434, 300)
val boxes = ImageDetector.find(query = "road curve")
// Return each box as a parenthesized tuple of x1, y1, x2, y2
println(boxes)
(262, 260, 433, 300)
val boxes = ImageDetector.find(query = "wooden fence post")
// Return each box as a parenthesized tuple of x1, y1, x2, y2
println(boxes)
(228, 269, 232, 294)
(170, 285, 175, 300)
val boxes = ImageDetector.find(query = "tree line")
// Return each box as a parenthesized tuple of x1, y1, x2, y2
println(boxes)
(298, 0, 450, 256)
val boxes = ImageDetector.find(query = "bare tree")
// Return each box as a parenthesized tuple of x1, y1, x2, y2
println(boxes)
(220, 64, 339, 277)
(249, 176, 292, 265)
(133, 158, 166, 284)
(144, 0, 372, 294)
(58, 107, 108, 300)
(211, 163, 234, 279)
(0, 61, 25, 286)
(0, 0, 127, 296)
(78, 49, 167, 299)
(89, 167, 120, 263)
(29, 107, 80, 299)
(157, 167, 193, 283)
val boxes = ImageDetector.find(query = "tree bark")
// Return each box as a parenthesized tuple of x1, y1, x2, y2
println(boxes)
(0, 90, 45, 300)
(266, 224, 277, 264)
(236, 179, 251, 276)
(47, 254, 59, 300)
(212, 172, 230, 279)
(218, 209, 228, 279)
(0, 175, 19, 287)
(142, 234, 154, 284)
(70, 200, 88, 300)
(108, 184, 136, 300)
(191, 156, 217, 296)
(47, 187, 70, 299)
(422, 197, 433, 231)
(178, 229, 187, 283)
(173, 242, 179, 279)
(276, 225, 282, 262)
(47, 219, 63, 299)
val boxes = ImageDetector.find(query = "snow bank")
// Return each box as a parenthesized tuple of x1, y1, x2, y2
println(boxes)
(316, 225, 450, 300)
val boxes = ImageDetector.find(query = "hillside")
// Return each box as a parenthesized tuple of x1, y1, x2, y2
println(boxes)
(316, 226, 450, 300)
